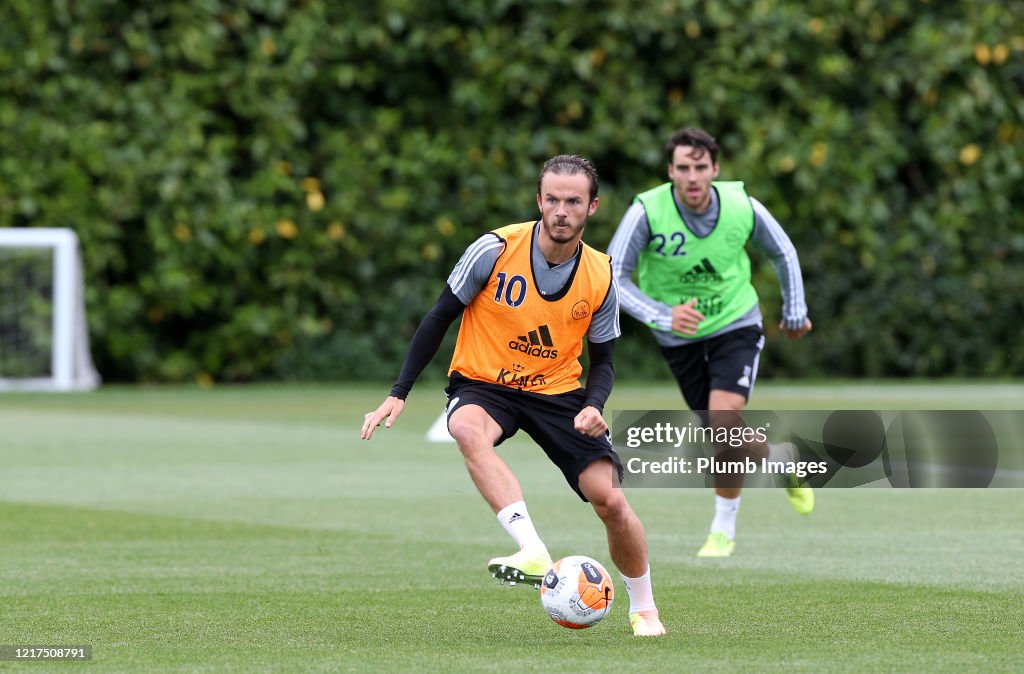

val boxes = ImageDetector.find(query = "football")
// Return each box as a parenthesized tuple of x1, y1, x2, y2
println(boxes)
(539, 555, 615, 629)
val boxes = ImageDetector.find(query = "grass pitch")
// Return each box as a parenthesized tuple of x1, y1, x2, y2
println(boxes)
(1, 382, 1022, 672)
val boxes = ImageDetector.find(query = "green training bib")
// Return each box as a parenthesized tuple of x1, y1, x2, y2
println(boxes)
(634, 181, 758, 338)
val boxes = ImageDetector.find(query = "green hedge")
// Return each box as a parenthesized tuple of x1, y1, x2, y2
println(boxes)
(1, 0, 1022, 382)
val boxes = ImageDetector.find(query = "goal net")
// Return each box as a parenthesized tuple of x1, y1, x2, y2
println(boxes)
(0, 228, 101, 392)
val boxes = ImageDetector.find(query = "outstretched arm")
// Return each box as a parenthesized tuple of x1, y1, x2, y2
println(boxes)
(362, 233, 502, 440)
(389, 287, 465, 400)
(360, 287, 465, 440)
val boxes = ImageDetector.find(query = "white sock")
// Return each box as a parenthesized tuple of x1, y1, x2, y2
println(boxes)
(768, 441, 795, 464)
(496, 501, 546, 552)
(621, 566, 656, 613)
(710, 495, 740, 540)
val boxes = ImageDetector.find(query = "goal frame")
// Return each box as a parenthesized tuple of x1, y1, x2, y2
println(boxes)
(0, 228, 100, 392)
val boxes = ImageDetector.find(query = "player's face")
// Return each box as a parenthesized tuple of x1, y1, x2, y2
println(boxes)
(668, 144, 720, 212)
(536, 172, 598, 245)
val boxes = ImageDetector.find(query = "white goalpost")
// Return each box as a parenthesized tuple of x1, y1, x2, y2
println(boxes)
(0, 228, 100, 392)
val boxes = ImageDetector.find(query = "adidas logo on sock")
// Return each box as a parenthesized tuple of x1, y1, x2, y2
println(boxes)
(507, 512, 524, 523)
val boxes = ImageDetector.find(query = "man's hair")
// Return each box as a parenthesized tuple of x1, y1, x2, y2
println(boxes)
(665, 128, 719, 164)
(537, 154, 599, 202)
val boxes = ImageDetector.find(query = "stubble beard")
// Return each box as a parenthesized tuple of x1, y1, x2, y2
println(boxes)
(544, 215, 586, 245)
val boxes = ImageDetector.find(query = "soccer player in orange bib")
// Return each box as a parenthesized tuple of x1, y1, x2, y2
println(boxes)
(361, 155, 665, 637)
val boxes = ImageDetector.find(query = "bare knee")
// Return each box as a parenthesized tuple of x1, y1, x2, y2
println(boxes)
(589, 488, 632, 525)
(447, 405, 503, 457)
(708, 391, 746, 423)
(448, 418, 487, 449)
(578, 460, 630, 521)
(709, 389, 746, 410)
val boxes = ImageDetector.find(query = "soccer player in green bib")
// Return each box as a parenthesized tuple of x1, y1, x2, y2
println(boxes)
(608, 128, 814, 557)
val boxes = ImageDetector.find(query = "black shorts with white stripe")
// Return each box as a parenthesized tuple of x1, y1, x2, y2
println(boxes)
(659, 325, 766, 411)
(444, 371, 623, 502)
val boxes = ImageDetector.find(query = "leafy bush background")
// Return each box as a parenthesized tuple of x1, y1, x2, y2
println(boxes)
(1, 0, 1022, 383)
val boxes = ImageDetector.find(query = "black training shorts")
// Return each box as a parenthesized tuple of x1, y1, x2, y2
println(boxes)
(444, 372, 623, 502)
(659, 325, 766, 411)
